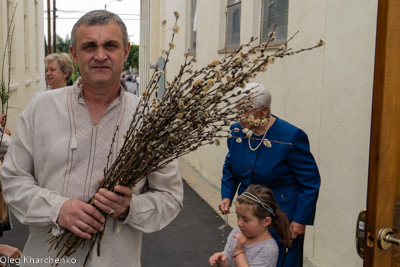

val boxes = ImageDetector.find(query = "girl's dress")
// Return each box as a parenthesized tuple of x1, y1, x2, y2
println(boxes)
(222, 228, 278, 267)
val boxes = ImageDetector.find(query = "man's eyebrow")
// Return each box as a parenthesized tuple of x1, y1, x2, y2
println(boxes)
(80, 41, 97, 48)
(104, 40, 120, 46)
(80, 40, 120, 48)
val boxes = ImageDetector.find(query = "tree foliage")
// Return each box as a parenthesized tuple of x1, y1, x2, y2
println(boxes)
(56, 34, 71, 53)
(125, 45, 139, 71)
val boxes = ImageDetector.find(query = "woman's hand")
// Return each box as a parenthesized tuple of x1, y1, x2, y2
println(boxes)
(290, 221, 305, 239)
(218, 198, 231, 214)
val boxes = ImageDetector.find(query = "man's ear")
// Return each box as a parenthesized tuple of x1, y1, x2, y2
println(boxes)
(69, 45, 79, 64)
(123, 42, 131, 62)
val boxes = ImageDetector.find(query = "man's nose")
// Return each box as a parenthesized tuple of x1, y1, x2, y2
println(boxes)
(94, 47, 107, 61)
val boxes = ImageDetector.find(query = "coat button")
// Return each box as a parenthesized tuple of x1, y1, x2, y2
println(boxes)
(281, 195, 286, 200)
(248, 165, 252, 171)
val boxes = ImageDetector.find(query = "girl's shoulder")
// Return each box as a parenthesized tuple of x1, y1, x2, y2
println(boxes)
(248, 236, 278, 249)
(259, 238, 278, 249)
(246, 238, 279, 266)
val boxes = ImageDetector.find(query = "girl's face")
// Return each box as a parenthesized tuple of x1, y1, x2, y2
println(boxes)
(235, 202, 270, 239)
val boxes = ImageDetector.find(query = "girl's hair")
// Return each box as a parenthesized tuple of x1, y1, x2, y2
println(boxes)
(237, 184, 291, 247)
(0, 181, 8, 223)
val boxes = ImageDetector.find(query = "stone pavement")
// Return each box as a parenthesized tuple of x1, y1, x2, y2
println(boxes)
(141, 180, 232, 266)
(0, 179, 232, 267)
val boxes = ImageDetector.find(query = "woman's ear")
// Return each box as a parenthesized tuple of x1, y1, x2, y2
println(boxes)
(262, 106, 270, 117)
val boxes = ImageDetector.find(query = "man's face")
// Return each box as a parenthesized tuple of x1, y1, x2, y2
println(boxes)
(70, 22, 129, 88)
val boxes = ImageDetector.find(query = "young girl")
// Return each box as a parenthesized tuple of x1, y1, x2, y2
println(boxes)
(209, 184, 291, 267)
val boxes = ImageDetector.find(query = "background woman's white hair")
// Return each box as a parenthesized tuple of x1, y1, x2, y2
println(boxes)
(235, 83, 272, 116)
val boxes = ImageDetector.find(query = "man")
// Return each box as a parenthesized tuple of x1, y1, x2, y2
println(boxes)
(0, 10, 183, 266)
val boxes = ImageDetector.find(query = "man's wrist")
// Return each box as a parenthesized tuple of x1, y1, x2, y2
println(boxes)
(118, 206, 130, 219)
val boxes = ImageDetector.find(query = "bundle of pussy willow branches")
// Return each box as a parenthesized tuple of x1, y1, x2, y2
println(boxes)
(47, 12, 325, 265)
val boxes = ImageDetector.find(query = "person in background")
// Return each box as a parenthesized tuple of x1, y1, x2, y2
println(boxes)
(0, 181, 22, 267)
(209, 184, 291, 267)
(0, 114, 11, 160)
(0, 10, 183, 266)
(219, 83, 321, 266)
(31, 52, 74, 100)
(0, 114, 21, 267)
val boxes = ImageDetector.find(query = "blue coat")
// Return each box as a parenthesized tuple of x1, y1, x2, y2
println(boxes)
(221, 116, 320, 226)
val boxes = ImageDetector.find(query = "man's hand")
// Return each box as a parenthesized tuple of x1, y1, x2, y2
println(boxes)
(290, 221, 305, 239)
(57, 199, 105, 239)
(94, 185, 133, 219)
(218, 198, 231, 214)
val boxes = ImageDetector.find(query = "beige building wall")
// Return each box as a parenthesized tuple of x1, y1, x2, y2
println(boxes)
(140, 0, 377, 266)
(0, 0, 45, 133)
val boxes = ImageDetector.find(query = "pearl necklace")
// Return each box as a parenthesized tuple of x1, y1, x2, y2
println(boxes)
(248, 118, 272, 152)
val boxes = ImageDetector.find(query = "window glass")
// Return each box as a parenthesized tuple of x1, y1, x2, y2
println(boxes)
(226, 0, 241, 50)
(189, 0, 197, 52)
(261, 0, 289, 44)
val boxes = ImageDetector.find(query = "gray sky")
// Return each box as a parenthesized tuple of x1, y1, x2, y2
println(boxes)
(44, 0, 140, 45)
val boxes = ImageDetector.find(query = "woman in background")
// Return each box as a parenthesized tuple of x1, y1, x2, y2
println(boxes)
(32, 52, 74, 100)
(219, 83, 321, 266)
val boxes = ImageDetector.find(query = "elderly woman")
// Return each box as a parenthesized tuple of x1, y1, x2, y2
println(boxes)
(219, 83, 321, 267)
(32, 53, 74, 100)
(44, 52, 74, 89)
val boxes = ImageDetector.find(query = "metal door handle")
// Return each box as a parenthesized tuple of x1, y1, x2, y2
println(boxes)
(378, 227, 400, 250)
(386, 235, 400, 246)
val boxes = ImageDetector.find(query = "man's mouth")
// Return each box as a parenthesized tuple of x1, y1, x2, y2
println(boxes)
(91, 65, 110, 70)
